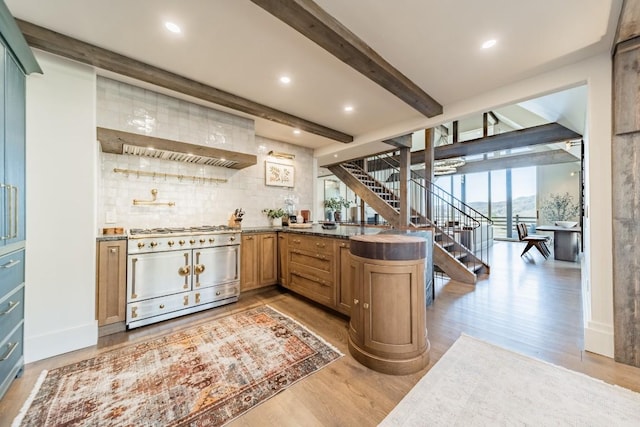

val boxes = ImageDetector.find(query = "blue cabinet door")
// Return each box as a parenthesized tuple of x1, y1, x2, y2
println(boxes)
(3, 51, 25, 245)
(0, 43, 5, 248)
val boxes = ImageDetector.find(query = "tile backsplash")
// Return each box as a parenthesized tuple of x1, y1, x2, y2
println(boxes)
(97, 77, 314, 232)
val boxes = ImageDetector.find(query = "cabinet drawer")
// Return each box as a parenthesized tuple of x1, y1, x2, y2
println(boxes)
(287, 235, 334, 255)
(127, 291, 191, 324)
(0, 250, 24, 299)
(0, 323, 23, 391)
(192, 283, 239, 305)
(289, 270, 334, 306)
(0, 285, 24, 339)
(289, 250, 334, 276)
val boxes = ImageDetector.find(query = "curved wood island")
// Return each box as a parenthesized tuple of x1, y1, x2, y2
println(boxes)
(348, 234, 430, 375)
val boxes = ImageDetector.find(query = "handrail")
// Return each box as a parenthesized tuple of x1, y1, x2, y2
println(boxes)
(341, 149, 493, 272)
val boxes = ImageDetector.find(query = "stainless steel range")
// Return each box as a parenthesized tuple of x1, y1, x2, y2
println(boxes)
(126, 225, 240, 329)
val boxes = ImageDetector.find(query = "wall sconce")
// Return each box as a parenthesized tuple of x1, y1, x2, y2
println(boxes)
(268, 150, 295, 160)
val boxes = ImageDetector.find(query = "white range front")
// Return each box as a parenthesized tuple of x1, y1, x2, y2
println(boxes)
(126, 227, 240, 328)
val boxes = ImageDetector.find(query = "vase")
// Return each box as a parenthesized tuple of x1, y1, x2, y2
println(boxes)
(272, 217, 282, 227)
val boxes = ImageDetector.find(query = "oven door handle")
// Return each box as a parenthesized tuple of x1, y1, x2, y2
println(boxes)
(178, 252, 190, 289)
(130, 258, 138, 299)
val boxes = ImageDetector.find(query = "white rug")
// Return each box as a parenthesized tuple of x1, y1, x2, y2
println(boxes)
(380, 334, 640, 426)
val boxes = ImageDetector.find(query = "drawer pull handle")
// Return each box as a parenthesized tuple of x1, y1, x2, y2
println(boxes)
(1, 259, 20, 269)
(0, 341, 18, 362)
(159, 304, 165, 309)
(246, 236, 254, 240)
(353, 299, 359, 305)
(1, 300, 20, 315)
(131, 306, 138, 318)
(363, 303, 369, 309)
(184, 296, 189, 306)
(196, 293, 201, 304)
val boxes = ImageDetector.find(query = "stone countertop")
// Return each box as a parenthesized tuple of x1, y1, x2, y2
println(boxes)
(96, 234, 128, 242)
(273, 224, 389, 239)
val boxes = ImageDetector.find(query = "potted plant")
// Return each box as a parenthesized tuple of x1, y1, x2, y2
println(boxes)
(262, 208, 287, 226)
(324, 197, 352, 222)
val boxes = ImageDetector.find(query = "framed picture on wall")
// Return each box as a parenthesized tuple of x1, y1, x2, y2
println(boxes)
(265, 161, 295, 187)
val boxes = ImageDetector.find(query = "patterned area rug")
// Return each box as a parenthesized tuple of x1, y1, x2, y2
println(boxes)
(13, 306, 341, 426)
(380, 334, 640, 426)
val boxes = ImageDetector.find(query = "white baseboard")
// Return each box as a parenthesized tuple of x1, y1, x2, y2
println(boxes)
(24, 321, 98, 363)
(584, 320, 614, 358)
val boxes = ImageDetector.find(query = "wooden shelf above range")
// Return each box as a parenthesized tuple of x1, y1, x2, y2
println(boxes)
(97, 127, 257, 170)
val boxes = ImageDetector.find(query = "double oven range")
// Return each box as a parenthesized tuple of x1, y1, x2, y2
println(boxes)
(126, 225, 240, 329)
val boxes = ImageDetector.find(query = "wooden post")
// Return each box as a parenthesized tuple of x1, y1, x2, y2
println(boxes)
(399, 146, 411, 228)
(424, 128, 435, 221)
(612, 0, 640, 367)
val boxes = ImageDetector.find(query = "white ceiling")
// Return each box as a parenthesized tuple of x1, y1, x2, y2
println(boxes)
(6, 0, 621, 157)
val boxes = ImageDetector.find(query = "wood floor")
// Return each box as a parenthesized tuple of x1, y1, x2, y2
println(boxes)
(2, 241, 640, 426)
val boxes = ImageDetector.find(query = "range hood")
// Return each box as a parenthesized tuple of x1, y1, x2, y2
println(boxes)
(97, 127, 257, 170)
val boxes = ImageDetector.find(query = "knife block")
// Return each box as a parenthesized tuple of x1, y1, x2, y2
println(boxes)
(228, 214, 243, 229)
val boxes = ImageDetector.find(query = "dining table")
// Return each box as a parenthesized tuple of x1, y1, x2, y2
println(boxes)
(535, 225, 582, 262)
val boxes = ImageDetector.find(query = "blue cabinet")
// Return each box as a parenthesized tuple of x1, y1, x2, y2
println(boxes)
(0, 34, 32, 401)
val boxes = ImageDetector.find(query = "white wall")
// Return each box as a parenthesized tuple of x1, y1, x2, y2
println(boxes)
(24, 51, 97, 362)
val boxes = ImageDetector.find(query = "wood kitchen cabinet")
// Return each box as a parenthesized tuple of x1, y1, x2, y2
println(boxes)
(335, 240, 352, 315)
(278, 233, 288, 286)
(95, 239, 127, 335)
(283, 233, 336, 307)
(241, 233, 277, 291)
(348, 234, 429, 375)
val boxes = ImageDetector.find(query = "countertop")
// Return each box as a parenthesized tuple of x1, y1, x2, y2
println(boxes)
(95, 224, 432, 241)
(96, 234, 128, 242)
(242, 224, 389, 239)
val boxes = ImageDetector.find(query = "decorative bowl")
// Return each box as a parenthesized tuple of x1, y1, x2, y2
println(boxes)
(555, 221, 578, 228)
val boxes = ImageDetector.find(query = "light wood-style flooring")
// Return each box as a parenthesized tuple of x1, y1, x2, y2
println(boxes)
(2, 241, 640, 426)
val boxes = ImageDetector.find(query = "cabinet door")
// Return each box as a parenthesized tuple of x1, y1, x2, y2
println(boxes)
(240, 234, 258, 291)
(278, 233, 288, 286)
(336, 241, 352, 315)
(259, 233, 277, 285)
(362, 262, 424, 356)
(3, 53, 25, 245)
(96, 240, 126, 326)
(196, 245, 239, 288)
(0, 45, 6, 247)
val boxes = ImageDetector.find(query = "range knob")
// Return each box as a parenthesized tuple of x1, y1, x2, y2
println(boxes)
(150, 241, 158, 248)
(179, 240, 185, 246)
(209, 238, 215, 243)
(229, 236, 236, 242)
(199, 238, 206, 244)
(168, 241, 175, 247)
(137, 242, 145, 249)
(189, 239, 196, 245)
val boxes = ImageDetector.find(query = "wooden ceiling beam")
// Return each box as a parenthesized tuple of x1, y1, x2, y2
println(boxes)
(16, 19, 354, 144)
(454, 149, 579, 174)
(435, 122, 580, 160)
(249, 0, 443, 117)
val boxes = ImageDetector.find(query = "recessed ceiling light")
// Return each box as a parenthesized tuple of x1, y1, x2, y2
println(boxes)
(344, 105, 354, 112)
(279, 76, 291, 84)
(293, 129, 301, 135)
(165, 22, 181, 34)
(482, 39, 497, 49)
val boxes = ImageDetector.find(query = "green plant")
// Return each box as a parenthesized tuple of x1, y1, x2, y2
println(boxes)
(262, 208, 288, 219)
(540, 192, 580, 221)
(324, 197, 352, 211)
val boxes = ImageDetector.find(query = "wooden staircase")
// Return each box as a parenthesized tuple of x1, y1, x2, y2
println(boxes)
(328, 161, 489, 284)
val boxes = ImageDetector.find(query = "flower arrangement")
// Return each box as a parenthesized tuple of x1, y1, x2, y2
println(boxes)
(261, 208, 288, 219)
(324, 197, 352, 211)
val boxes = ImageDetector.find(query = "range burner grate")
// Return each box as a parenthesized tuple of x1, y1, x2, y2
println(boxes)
(129, 225, 233, 235)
